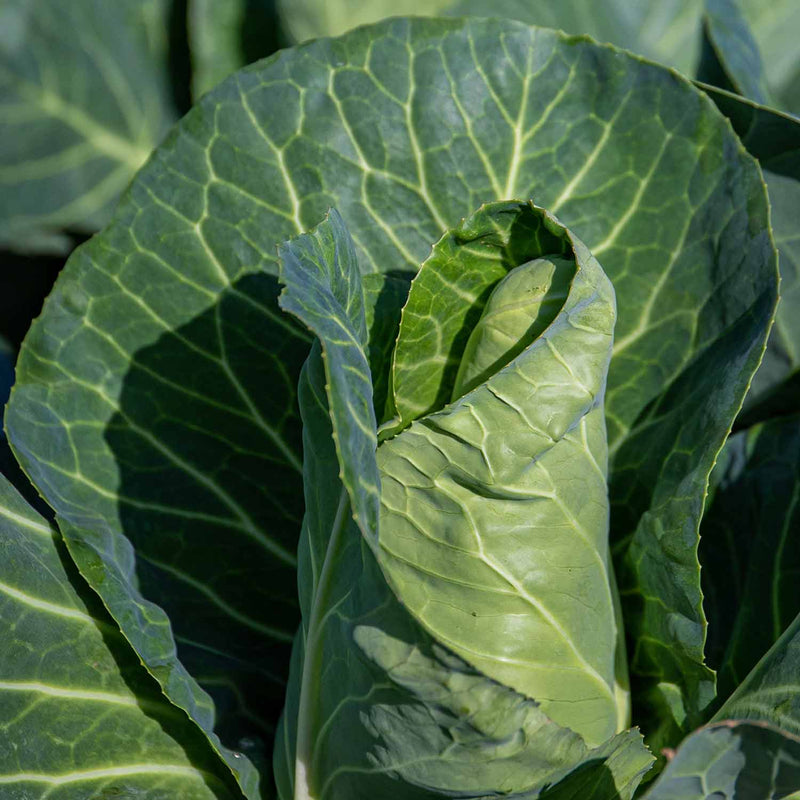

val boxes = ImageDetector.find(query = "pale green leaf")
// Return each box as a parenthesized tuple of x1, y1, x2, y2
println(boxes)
(389, 202, 573, 428)
(452, 253, 574, 398)
(272, 209, 652, 799)
(381, 201, 624, 746)
(0, 0, 177, 252)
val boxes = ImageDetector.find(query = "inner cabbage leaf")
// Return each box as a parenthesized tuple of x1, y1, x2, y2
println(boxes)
(273, 201, 648, 799)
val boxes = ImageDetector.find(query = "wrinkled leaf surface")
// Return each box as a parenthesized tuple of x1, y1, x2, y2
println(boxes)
(5, 19, 776, 770)
(272, 207, 652, 800)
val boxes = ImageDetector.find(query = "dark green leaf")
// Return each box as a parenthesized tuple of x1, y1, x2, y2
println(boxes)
(277, 208, 379, 537)
(701, 416, 800, 701)
(737, 0, 800, 116)
(696, 87, 800, 425)
(362, 272, 410, 423)
(697, 0, 773, 106)
(747, 170, 800, 416)
(699, 86, 800, 182)
(0, 335, 12, 410)
(447, 0, 800, 118)
(448, 0, 705, 75)
(714, 613, 800, 736)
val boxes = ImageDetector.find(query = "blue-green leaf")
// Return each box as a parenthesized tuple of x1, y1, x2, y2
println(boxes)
(0, 472, 241, 799)
(644, 721, 800, 799)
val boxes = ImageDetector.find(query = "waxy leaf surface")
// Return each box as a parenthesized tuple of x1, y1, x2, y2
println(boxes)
(273, 208, 652, 800)
(381, 201, 623, 745)
(697, 0, 773, 105)
(737, 0, 800, 115)
(0, 472, 240, 800)
(5, 19, 776, 777)
(693, 42, 800, 426)
(714, 612, 800, 737)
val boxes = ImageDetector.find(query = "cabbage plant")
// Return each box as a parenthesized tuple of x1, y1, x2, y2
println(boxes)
(2, 10, 800, 800)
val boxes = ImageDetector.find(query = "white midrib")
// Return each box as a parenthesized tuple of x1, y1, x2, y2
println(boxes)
(294, 489, 350, 800)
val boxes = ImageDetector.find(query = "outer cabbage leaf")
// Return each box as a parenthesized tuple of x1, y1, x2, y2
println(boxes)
(714, 613, 800, 736)
(453, 0, 798, 426)
(643, 721, 800, 799)
(450, 0, 798, 117)
(281, 0, 708, 72)
(272, 207, 652, 800)
(285, 0, 799, 116)
(703, 421, 800, 738)
(701, 86, 800, 182)
(697, 0, 773, 106)
(5, 18, 776, 771)
(362, 272, 410, 421)
(0, 0, 176, 253)
(701, 415, 800, 701)
(449, 0, 706, 75)
(743, 169, 800, 419)
(0, 472, 240, 799)
(692, 37, 800, 425)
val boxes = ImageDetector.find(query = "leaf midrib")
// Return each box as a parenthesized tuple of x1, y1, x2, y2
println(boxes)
(293, 488, 350, 800)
